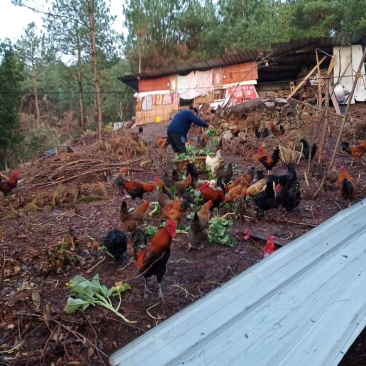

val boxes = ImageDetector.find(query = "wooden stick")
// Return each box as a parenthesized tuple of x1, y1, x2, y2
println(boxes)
(317, 78, 330, 170)
(287, 56, 327, 98)
(288, 97, 345, 119)
(315, 49, 323, 107)
(272, 218, 317, 227)
(241, 228, 289, 246)
(312, 175, 326, 200)
(86, 257, 106, 273)
(0, 243, 5, 291)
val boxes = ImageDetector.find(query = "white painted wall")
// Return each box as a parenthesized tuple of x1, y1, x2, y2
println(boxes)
(333, 45, 366, 103)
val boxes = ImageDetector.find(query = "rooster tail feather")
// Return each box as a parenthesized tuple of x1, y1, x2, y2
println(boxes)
(342, 179, 355, 195)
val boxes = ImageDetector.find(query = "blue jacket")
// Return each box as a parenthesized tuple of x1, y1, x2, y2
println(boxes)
(167, 110, 209, 139)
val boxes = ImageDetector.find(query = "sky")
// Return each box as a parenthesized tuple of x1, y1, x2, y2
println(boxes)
(0, 0, 125, 42)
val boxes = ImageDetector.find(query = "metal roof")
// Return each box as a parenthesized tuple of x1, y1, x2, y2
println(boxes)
(119, 29, 366, 90)
(110, 198, 366, 366)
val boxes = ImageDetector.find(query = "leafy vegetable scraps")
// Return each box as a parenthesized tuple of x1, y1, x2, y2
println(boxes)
(173, 153, 190, 162)
(144, 225, 159, 236)
(205, 128, 220, 136)
(65, 274, 135, 323)
(197, 148, 212, 156)
(208, 216, 237, 247)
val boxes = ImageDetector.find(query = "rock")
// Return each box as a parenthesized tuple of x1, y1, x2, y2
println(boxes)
(218, 97, 303, 135)
(222, 130, 233, 140)
(264, 101, 275, 109)
(228, 125, 238, 130)
(238, 132, 249, 140)
(274, 98, 288, 106)
(124, 121, 134, 129)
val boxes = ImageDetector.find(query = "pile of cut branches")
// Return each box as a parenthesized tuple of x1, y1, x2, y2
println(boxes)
(26, 157, 146, 190)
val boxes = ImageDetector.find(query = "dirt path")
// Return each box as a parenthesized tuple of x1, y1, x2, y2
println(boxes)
(1, 106, 366, 365)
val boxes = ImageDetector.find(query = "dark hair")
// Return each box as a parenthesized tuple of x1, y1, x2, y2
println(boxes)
(189, 105, 199, 115)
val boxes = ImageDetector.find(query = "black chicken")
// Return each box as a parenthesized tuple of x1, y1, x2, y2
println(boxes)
(276, 181, 301, 212)
(103, 229, 128, 261)
(300, 139, 317, 160)
(253, 169, 266, 183)
(172, 169, 180, 182)
(131, 228, 147, 249)
(268, 163, 297, 190)
(216, 162, 233, 185)
(255, 127, 269, 138)
(186, 162, 199, 182)
(253, 182, 280, 218)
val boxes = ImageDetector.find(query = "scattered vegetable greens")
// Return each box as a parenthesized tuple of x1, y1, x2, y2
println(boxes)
(65, 274, 135, 324)
(144, 225, 159, 236)
(208, 216, 237, 247)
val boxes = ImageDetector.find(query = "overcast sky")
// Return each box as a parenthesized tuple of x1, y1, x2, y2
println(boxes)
(0, 0, 125, 43)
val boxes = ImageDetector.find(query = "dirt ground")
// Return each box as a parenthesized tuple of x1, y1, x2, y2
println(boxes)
(1, 103, 366, 366)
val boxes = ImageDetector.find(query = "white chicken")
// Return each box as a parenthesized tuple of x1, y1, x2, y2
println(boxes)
(246, 178, 267, 197)
(206, 150, 222, 173)
(208, 179, 217, 188)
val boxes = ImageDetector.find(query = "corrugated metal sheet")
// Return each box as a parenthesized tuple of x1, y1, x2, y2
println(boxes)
(119, 29, 366, 90)
(110, 199, 366, 366)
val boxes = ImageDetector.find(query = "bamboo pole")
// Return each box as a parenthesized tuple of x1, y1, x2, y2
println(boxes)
(315, 49, 323, 107)
(287, 56, 327, 99)
(288, 97, 343, 118)
(317, 78, 330, 171)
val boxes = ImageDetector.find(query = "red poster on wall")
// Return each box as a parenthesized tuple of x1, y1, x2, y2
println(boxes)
(226, 85, 258, 105)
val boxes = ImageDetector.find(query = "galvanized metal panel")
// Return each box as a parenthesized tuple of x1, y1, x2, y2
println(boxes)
(110, 199, 366, 366)
(119, 29, 366, 90)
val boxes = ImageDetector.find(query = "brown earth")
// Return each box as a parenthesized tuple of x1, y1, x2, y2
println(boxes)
(1, 104, 366, 366)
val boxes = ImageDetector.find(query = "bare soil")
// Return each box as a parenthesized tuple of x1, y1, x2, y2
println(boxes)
(1, 104, 366, 366)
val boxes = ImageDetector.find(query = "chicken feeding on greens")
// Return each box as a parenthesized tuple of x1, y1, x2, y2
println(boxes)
(133, 220, 177, 300)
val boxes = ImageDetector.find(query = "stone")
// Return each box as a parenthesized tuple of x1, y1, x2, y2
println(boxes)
(228, 125, 239, 130)
(264, 102, 275, 109)
(274, 98, 288, 106)
(222, 130, 233, 140)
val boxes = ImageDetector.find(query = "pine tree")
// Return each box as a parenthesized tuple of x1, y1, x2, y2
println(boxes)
(0, 41, 24, 169)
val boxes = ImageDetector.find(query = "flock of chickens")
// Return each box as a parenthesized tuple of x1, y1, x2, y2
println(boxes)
(96, 121, 366, 300)
(1, 122, 365, 301)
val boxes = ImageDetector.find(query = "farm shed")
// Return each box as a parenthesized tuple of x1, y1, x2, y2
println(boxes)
(110, 198, 366, 366)
(120, 62, 258, 125)
(119, 28, 366, 124)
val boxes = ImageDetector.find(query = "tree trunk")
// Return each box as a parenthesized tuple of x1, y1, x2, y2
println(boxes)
(138, 43, 142, 73)
(89, 0, 103, 145)
(76, 68, 86, 131)
(32, 75, 40, 125)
